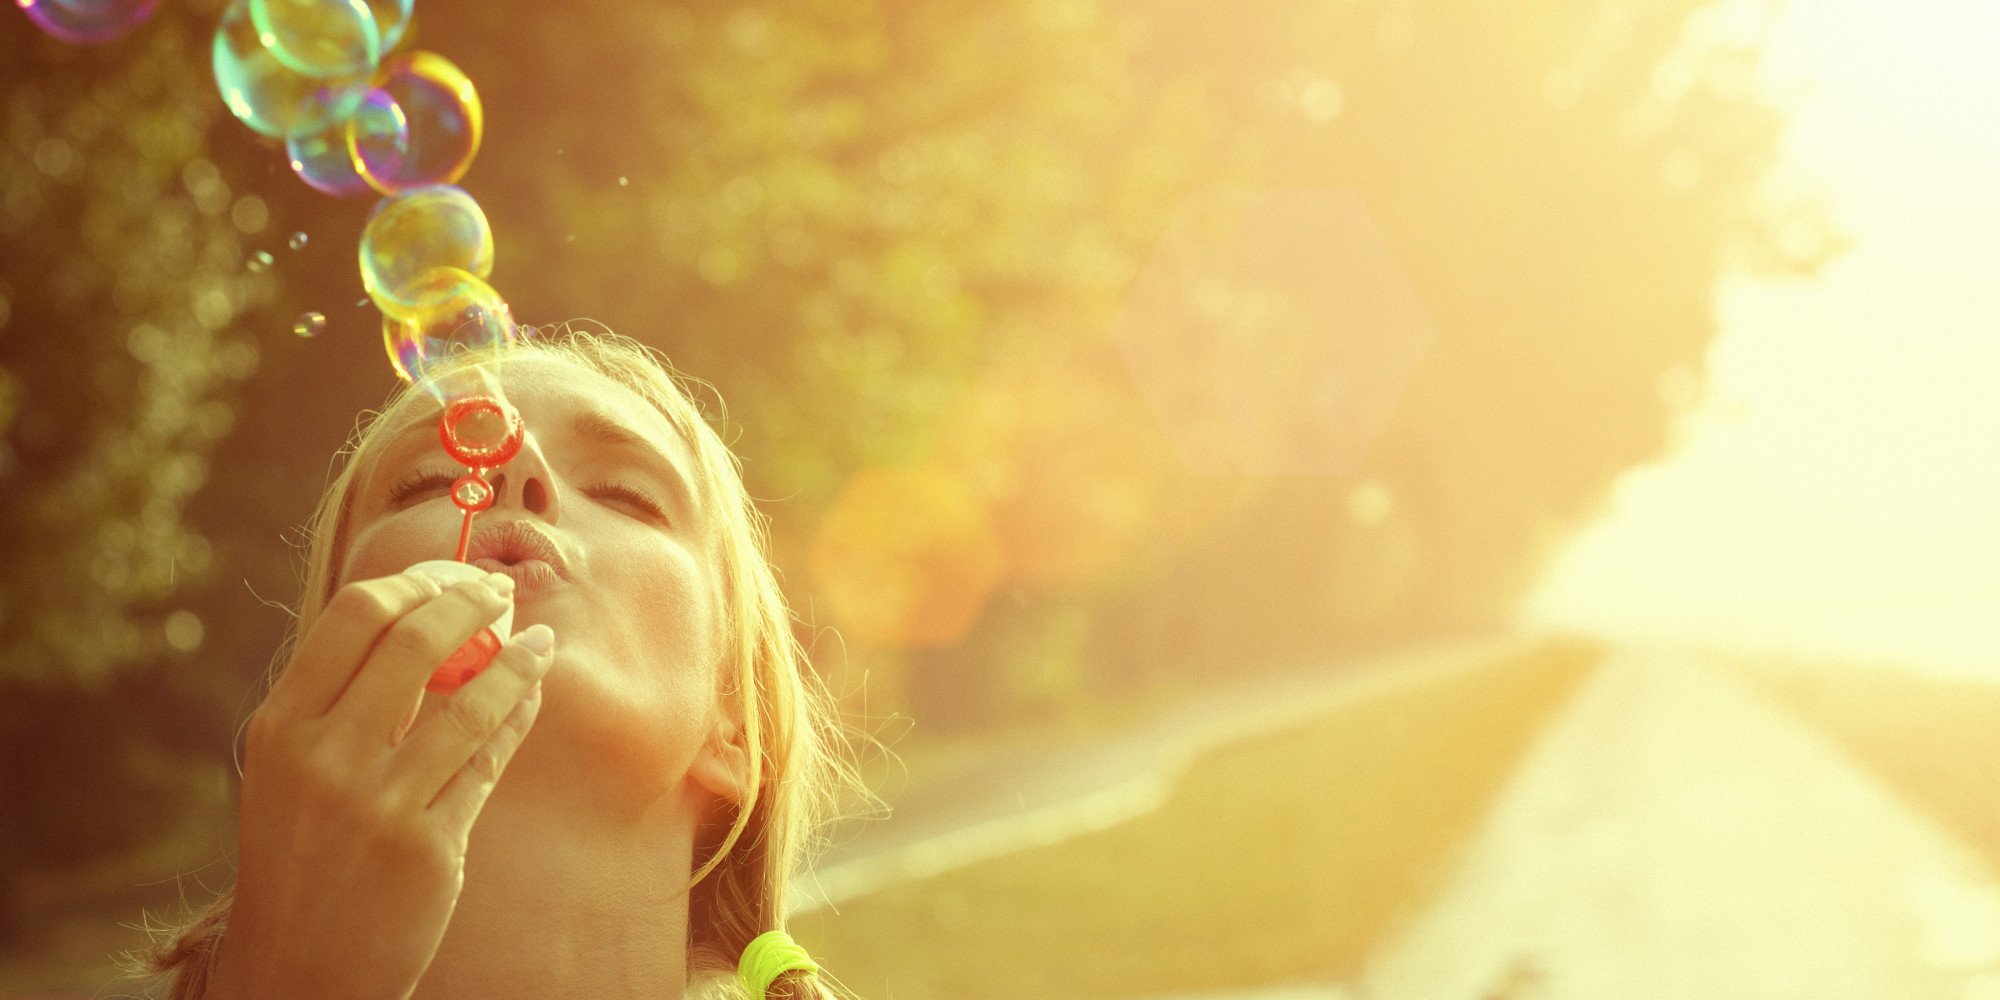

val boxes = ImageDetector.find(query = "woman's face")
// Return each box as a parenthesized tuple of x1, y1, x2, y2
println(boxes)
(338, 355, 731, 814)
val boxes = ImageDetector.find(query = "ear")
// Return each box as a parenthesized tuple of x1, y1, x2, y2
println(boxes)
(688, 697, 750, 808)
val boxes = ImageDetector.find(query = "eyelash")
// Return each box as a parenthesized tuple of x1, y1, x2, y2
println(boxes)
(583, 481, 669, 522)
(389, 470, 665, 524)
(387, 470, 455, 505)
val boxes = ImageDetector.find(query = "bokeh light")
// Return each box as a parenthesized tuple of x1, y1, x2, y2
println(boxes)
(1109, 188, 1436, 479)
(935, 351, 1167, 594)
(809, 466, 1004, 650)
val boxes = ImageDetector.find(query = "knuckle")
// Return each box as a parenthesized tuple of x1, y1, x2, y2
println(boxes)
(444, 699, 504, 745)
(376, 821, 454, 875)
(380, 617, 449, 664)
(465, 744, 506, 783)
(295, 746, 353, 802)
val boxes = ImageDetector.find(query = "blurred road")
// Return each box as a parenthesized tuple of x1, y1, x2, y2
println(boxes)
(791, 631, 1532, 912)
(799, 639, 2000, 1000)
(1361, 647, 2000, 1000)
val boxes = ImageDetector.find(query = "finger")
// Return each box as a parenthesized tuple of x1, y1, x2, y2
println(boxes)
(327, 574, 515, 745)
(269, 572, 443, 720)
(428, 679, 543, 829)
(399, 626, 555, 805)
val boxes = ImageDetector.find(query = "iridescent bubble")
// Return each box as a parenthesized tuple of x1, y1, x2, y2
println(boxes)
(247, 250, 275, 272)
(247, 0, 379, 79)
(349, 51, 484, 194)
(293, 310, 327, 337)
(358, 185, 494, 316)
(365, 0, 412, 52)
(289, 231, 309, 250)
(380, 267, 517, 386)
(19, 0, 158, 44)
(213, 0, 369, 139)
(284, 98, 404, 195)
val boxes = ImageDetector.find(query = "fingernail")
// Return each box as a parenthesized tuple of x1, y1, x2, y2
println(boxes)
(515, 623, 554, 657)
(484, 571, 516, 596)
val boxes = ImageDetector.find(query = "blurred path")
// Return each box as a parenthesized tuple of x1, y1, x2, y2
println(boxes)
(1359, 646, 2000, 1000)
(792, 631, 1532, 912)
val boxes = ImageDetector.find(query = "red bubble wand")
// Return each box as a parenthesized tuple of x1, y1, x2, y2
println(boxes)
(438, 394, 524, 560)
(410, 393, 525, 695)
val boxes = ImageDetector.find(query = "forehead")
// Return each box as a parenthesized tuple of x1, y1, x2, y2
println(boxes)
(369, 355, 695, 472)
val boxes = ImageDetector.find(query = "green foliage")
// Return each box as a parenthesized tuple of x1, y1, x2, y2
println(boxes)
(1, 8, 270, 689)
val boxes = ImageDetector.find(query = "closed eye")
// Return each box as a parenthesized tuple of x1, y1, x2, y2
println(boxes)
(387, 469, 457, 506)
(585, 481, 669, 523)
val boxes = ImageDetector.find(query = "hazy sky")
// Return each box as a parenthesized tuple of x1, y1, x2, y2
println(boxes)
(1520, 0, 2000, 679)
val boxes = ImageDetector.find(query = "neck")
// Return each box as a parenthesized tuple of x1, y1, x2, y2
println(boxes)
(408, 751, 700, 1000)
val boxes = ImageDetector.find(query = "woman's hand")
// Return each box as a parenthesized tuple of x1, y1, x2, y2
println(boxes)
(207, 570, 556, 1000)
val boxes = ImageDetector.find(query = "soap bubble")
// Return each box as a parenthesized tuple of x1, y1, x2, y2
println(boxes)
(349, 51, 484, 194)
(293, 310, 327, 337)
(213, 0, 369, 139)
(287, 123, 368, 196)
(364, 0, 412, 53)
(283, 94, 407, 195)
(381, 267, 517, 387)
(358, 185, 494, 316)
(247, 250, 275, 272)
(289, 231, 309, 250)
(247, 0, 380, 79)
(19, 0, 158, 44)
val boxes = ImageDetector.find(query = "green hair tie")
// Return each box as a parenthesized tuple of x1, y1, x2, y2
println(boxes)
(738, 929, 819, 997)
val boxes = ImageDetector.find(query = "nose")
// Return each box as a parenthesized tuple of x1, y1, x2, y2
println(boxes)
(486, 433, 560, 522)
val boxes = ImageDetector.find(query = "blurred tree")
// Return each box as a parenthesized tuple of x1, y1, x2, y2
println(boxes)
(0, 0, 270, 942)
(1083, 0, 1840, 692)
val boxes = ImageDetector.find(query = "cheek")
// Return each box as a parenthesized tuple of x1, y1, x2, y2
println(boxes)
(339, 508, 459, 587)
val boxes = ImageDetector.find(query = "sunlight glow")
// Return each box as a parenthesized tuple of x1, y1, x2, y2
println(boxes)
(1519, 0, 2000, 679)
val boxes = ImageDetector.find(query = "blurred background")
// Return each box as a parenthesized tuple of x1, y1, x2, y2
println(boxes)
(2, 0, 1995, 997)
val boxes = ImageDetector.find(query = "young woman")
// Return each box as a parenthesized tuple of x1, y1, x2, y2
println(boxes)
(130, 330, 869, 1000)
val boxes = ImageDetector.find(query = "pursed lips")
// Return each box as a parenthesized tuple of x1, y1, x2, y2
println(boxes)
(465, 520, 570, 599)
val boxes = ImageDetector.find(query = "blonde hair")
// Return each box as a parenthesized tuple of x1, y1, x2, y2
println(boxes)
(125, 329, 870, 1000)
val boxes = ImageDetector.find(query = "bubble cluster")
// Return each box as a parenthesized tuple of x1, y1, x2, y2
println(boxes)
(192, 0, 514, 380)
(19, 0, 159, 44)
(208, 0, 480, 199)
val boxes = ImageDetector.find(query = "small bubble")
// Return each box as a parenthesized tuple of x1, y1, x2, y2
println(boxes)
(618, 176, 629, 187)
(357, 297, 370, 308)
(247, 251, 275, 272)
(293, 311, 327, 338)
(288, 231, 309, 251)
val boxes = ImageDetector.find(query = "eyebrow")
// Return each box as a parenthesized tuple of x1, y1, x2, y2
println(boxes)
(570, 408, 701, 524)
